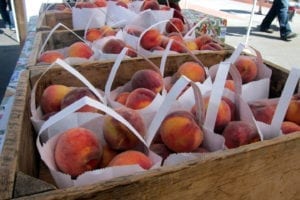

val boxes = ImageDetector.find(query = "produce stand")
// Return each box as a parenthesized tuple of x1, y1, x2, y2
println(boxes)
(0, 2, 300, 200)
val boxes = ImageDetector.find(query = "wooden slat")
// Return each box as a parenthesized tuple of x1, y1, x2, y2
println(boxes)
(13, 0, 27, 44)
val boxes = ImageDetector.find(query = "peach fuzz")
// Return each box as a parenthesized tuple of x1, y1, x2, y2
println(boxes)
(166, 18, 185, 33)
(159, 110, 203, 153)
(172, 61, 206, 83)
(60, 87, 98, 113)
(140, 29, 162, 50)
(234, 55, 258, 83)
(281, 121, 300, 134)
(99, 145, 119, 168)
(40, 84, 71, 114)
(108, 150, 153, 170)
(54, 127, 103, 178)
(222, 121, 259, 149)
(68, 41, 93, 59)
(125, 88, 156, 110)
(103, 107, 146, 150)
(131, 69, 164, 93)
(38, 50, 64, 64)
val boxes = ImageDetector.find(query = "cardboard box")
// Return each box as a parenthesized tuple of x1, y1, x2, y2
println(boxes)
(182, 9, 227, 42)
(0, 53, 299, 199)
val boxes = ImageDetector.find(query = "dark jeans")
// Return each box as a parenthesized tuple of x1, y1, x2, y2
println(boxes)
(260, 0, 291, 38)
(0, 0, 11, 25)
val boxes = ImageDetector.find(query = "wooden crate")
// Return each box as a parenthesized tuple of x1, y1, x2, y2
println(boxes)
(0, 55, 299, 199)
(36, 11, 73, 32)
(27, 29, 234, 69)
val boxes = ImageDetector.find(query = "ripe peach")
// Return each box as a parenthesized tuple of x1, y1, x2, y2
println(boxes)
(102, 38, 126, 54)
(68, 42, 93, 59)
(108, 150, 152, 170)
(99, 145, 119, 168)
(172, 61, 206, 83)
(94, 0, 107, 7)
(249, 101, 276, 124)
(115, 92, 130, 105)
(165, 33, 186, 53)
(224, 79, 235, 92)
(86, 28, 102, 42)
(38, 50, 65, 64)
(285, 96, 300, 125)
(131, 69, 164, 93)
(140, 0, 160, 11)
(281, 121, 300, 134)
(222, 121, 259, 149)
(116, 0, 128, 8)
(222, 96, 236, 121)
(203, 96, 232, 133)
(103, 107, 146, 150)
(166, 18, 185, 33)
(234, 55, 258, 83)
(194, 34, 213, 50)
(200, 42, 223, 51)
(140, 28, 162, 50)
(60, 87, 98, 113)
(184, 40, 198, 51)
(54, 127, 103, 178)
(159, 110, 203, 153)
(40, 84, 71, 114)
(99, 25, 116, 37)
(125, 88, 156, 110)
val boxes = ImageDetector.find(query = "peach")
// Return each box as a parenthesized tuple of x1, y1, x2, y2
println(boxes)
(60, 87, 98, 113)
(222, 96, 236, 121)
(222, 121, 259, 149)
(172, 61, 206, 83)
(166, 18, 185, 33)
(140, 0, 160, 11)
(249, 101, 276, 124)
(200, 42, 223, 51)
(102, 38, 126, 54)
(184, 40, 198, 51)
(116, 0, 128, 8)
(224, 79, 235, 92)
(115, 92, 130, 105)
(125, 88, 156, 110)
(40, 84, 71, 114)
(99, 145, 119, 168)
(86, 28, 102, 42)
(103, 107, 146, 150)
(194, 34, 213, 50)
(54, 127, 103, 178)
(234, 55, 258, 83)
(127, 27, 142, 37)
(281, 121, 300, 134)
(159, 110, 203, 153)
(99, 25, 116, 37)
(131, 69, 164, 93)
(140, 28, 162, 50)
(149, 143, 171, 160)
(68, 42, 93, 59)
(94, 0, 107, 7)
(165, 33, 186, 53)
(38, 50, 64, 64)
(108, 150, 152, 170)
(75, 2, 97, 8)
(203, 96, 232, 133)
(285, 96, 300, 125)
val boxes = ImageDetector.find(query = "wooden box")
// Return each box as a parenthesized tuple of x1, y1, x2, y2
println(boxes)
(36, 11, 73, 32)
(27, 29, 234, 69)
(0, 55, 299, 199)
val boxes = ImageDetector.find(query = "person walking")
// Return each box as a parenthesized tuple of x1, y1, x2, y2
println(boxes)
(0, 0, 13, 29)
(259, 0, 297, 41)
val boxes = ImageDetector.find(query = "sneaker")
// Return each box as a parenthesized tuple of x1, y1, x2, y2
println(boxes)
(281, 32, 297, 41)
(260, 28, 274, 33)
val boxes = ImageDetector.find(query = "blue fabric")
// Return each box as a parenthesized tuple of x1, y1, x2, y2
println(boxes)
(260, 0, 291, 38)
